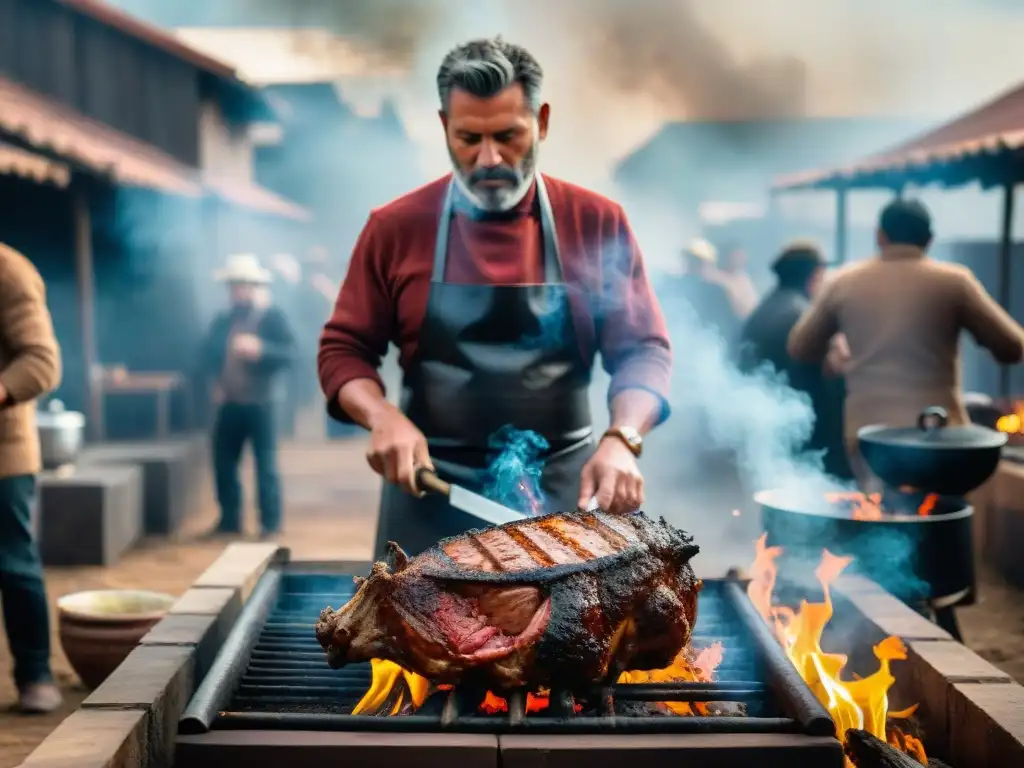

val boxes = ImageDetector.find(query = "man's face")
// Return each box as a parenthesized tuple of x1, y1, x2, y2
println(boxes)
(230, 282, 257, 308)
(440, 83, 550, 212)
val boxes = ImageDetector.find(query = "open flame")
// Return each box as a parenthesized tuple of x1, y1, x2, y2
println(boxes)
(747, 534, 927, 766)
(352, 642, 725, 717)
(996, 401, 1024, 434)
(824, 491, 938, 520)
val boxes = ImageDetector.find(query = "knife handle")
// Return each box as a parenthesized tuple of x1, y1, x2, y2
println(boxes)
(415, 467, 451, 497)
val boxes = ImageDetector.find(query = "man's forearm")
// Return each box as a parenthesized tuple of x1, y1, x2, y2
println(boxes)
(609, 388, 664, 435)
(337, 378, 396, 430)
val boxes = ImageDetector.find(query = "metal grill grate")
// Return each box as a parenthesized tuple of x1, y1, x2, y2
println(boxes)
(234, 574, 768, 719)
(181, 566, 835, 737)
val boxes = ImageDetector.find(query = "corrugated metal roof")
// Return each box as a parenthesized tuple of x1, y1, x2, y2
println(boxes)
(0, 141, 70, 187)
(0, 76, 202, 195)
(773, 83, 1024, 191)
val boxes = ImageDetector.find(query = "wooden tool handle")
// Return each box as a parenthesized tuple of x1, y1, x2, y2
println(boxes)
(415, 467, 451, 497)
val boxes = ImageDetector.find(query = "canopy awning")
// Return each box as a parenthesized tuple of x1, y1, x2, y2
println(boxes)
(0, 141, 71, 188)
(0, 76, 311, 220)
(773, 84, 1024, 192)
(0, 76, 201, 195)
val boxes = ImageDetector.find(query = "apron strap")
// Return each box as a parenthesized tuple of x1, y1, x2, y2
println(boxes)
(431, 175, 565, 284)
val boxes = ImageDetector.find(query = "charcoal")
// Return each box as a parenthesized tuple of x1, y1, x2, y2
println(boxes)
(845, 728, 930, 768)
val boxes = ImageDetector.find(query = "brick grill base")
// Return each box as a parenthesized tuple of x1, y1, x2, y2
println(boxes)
(17, 552, 1024, 768)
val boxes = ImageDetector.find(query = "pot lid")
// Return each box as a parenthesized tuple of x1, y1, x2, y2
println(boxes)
(36, 399, 86, 428)
(858, 406, 1007, 450)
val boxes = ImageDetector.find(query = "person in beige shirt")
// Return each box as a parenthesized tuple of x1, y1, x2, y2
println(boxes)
(0, 242, 63, 713)
(788, 199, 1024, 490)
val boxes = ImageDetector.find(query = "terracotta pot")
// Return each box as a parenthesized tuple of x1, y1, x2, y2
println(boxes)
(57, 590, 177, 690)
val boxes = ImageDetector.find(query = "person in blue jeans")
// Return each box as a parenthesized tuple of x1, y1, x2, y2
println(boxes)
(0, 242, 63, 713)
(201, 255, 296, 538)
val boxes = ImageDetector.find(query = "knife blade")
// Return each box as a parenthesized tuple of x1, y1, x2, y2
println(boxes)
(415, 468, 526, 527)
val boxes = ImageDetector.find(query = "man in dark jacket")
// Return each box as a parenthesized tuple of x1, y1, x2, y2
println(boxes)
(739, 241, 851, 479)
(202, 255, 296, 537)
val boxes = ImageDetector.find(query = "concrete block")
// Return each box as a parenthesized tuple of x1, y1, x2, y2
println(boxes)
(141, 613, 221, 682)
(19, 709, 147, 768)
(38, 465, 143, 566)
(84, 645, 196, 768)
(192, 543, 283, 603)
(81, 441, 193, 536)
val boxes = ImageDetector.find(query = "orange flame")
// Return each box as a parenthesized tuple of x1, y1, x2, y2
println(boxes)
(353, 642, 725, 717)
(747, 534, 926, 766)
(824, 491, 939, 520)
(997, 402, 1024, 434)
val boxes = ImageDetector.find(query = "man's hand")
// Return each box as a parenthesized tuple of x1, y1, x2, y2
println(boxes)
(0, 379, 7, 405)
(232, 333, 263, 360)
(577, 437, 644, 515)
(366, 404, 432, 496)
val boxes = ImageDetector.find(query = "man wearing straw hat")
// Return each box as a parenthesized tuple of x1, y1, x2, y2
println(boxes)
(201, 254, 296, 538)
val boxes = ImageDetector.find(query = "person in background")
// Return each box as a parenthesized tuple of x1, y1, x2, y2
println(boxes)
(788, 199, 1024, 489)
(668, 238, 741, 345)
(711, 244, 759, 320)
(739, 241, 851, 479)
(0, 242, 62, 713)
(319, 37, 671, 558)
(201, 254, 296, 538)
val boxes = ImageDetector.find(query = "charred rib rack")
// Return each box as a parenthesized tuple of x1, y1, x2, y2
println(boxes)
(177, 563, 844, 767)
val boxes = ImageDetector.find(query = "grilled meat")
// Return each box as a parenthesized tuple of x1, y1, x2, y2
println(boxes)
(316, 510, 701, 692)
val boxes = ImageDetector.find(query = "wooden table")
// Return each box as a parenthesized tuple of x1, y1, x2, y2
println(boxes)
(93, 370, 191, 440)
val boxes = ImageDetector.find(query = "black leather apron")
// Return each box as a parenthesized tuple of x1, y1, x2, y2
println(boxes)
(373, 176, 595, 558)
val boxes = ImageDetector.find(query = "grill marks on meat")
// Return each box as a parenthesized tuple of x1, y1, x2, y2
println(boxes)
(316, 510, 701, 692)
(442, 512, 630, 572)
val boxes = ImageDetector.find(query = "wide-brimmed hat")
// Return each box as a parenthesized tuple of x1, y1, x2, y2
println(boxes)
(214, 254, 272, 285)
(684, 238, 718, 263)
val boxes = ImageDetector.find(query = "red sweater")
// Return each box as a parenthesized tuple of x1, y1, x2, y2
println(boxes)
(319, 174, 672, 422)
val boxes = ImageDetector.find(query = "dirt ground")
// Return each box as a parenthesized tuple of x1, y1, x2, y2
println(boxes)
(0, 436, 1022, 767)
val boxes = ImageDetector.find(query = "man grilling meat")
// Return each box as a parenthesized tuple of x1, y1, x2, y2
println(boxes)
(319, 37, 672, 558)
(739, 241, 851, 480)
(788, 199, 1024, 489)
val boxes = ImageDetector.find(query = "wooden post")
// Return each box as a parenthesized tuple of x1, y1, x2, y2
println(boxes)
(835, 186, 849, 264)
(72, 179, 101, 441)
(998, 181, 1016, 400)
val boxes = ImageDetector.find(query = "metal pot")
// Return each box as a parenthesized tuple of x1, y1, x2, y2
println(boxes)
(37, 399, 86, 469)
(857, 406, 1006, 497)
(756, 488, 975, 606)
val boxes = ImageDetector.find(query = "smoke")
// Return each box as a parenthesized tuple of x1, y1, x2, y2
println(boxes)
(252, 0, 805, 121)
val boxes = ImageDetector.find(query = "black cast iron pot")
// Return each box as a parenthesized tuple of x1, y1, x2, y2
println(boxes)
(756, 488, 975, 606)
(857, 406, 1006, 497)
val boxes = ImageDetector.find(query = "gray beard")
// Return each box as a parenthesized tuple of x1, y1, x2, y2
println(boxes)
(450, 145, 538, 213)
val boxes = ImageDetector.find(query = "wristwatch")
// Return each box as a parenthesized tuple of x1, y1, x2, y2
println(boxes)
(603, 426, 643, 458)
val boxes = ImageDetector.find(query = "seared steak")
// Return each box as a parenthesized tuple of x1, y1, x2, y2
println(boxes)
(316, 510, 701, 692)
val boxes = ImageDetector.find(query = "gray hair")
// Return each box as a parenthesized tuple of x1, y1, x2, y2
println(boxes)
(436, 37, 544, 113)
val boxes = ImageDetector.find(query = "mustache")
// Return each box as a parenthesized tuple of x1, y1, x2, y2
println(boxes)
(467, 165, 522, 186)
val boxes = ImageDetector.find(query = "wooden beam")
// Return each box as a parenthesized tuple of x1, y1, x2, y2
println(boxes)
(998, 181, 1016, 400)
(835, 186, 849, 264)
(72, 178, 101, 440)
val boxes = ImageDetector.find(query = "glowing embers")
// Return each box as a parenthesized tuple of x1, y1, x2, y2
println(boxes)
(747, 534, 928, 765)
